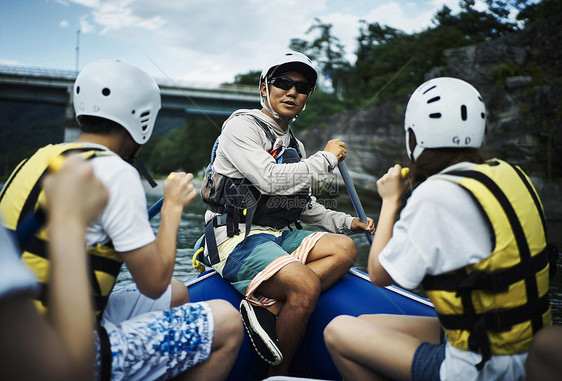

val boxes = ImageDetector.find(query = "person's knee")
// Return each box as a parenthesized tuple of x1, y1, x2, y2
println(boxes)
(170, 279, 190, 307)
(338, 235, 358, 262)
(207, 300, 243, 346)
(324, 234, 357, 265)
(324, 315, 354, 349)
(529, 325, 562, 360)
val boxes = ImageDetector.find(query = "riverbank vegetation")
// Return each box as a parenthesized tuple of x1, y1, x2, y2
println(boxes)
(1, 0, 559, 179)
(138, 0, 560, 175)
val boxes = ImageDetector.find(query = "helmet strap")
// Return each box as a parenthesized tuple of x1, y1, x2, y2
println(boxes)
(406, 129, 423, 162)
(263, 81, 297, 124)
(412, 146, 425, 162)
(132, 157, 158, 188)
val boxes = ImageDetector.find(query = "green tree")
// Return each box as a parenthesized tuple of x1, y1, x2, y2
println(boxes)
(517, 0, 562, 23)
(433, 0, 518, 41)
(139, 117, 223, 175)
(232, 70, 261, 86)
(340, 0, 535, 106)
(289, 18, 349, 95)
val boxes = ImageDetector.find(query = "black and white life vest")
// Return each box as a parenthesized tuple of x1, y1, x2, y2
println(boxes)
(200, 114, 310, 265)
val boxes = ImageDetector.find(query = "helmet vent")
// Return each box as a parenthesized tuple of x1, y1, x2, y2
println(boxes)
(140, 110, 151, 131)
(102, 88, 111, 96)
(427, 96, 440, 104)
(423, 85, 436, 94)
(461, 105, 467, 121)
(76, 86, 80, 94)
(429, 113, 441, 119)
(481, 112, 486, 119)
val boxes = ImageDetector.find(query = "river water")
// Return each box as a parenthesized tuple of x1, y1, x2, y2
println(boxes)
(117, 182, 562, 325)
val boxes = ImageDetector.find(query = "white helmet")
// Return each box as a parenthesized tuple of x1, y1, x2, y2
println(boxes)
(73, 59, 161, 145)
(259, 51, 318, 122)
(404, 77, 486, 161)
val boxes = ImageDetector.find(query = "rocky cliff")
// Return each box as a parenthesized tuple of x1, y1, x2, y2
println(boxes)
(299, 14, 562, 196)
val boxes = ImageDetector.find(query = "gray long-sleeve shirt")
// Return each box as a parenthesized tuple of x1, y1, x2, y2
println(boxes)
(204, 109, 354, 247)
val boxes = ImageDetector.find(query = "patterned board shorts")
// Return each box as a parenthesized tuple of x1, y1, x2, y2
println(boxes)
(96, 283, 214, 381)
(214, 229, 327, 307)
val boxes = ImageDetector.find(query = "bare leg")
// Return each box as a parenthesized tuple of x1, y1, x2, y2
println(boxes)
(170, 279, 190, 307)
(175, 299, 243, 381)
(324, 314, 441, 381)
(306, 234, 357, 290)
(257, 261, 322, 376)
(526, 325, 562, 381)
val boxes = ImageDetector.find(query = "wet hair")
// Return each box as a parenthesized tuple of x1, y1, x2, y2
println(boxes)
(408, 130, 488, 188)
(77, 115, 124, 135)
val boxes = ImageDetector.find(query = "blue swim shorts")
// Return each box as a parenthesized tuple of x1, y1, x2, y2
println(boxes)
(411, 329, 446, 381)
(215, 229, 326, 306)
(96, 283, 213, 381)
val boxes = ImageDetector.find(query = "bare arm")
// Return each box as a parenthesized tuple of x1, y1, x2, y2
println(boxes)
(43, 156, 109, 379)
(368, 164, 410, 287)
(122, 172, 196, 298)
(0, 156, 108, 380)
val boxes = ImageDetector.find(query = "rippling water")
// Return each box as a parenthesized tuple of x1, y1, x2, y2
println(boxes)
(117, 187, 562, 324)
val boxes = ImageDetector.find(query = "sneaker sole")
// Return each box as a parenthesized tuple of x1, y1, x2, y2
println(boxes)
(240, 300, 283, 366)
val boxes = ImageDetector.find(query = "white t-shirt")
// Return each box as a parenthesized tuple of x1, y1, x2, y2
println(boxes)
(379, 178, 527, 381)
(0, 222, 37, 300)
(85, 148, 155, 252)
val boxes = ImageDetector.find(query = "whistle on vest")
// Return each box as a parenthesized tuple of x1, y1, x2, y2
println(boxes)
(269, 138, 285, 159)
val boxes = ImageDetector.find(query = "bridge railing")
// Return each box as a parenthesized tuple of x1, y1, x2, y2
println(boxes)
(0, 64, 78, 79)
(0, 64, 257, 95)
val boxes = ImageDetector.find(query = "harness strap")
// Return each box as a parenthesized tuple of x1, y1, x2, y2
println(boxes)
(133, 158, 157, 188)
(204, 220, 221, 266)
(0, 157, 29, 204)
(441, 293, 550, 369)
(438, 294, 550, 332)
(97, 325, 112, 381)
(423, 247, 551, 293)
(247, 114, 276, 148)
(510, 164, 558, 278)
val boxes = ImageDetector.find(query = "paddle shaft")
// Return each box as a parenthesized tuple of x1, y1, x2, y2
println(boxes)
(338, 162, 373, 245)
(147, 197, 163, 220)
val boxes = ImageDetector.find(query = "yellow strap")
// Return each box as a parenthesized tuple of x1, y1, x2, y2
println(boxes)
(48, 154, 67, 173)
(192, 248, 206, 273)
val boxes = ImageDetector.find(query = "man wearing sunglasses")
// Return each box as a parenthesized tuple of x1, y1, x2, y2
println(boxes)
(201, 50, 374, 377)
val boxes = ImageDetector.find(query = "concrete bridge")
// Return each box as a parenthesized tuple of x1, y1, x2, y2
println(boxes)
(0, 65, 260, 141)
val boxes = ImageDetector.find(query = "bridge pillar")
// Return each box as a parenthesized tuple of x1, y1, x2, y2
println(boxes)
(64, 86, 80, 142)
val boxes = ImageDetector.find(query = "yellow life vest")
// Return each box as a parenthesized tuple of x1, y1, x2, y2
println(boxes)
(0, 143, 123, 318)
(422, 159, 553, 368)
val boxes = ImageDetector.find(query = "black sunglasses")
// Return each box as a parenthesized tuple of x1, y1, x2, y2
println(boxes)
(269, 77, 312, 95)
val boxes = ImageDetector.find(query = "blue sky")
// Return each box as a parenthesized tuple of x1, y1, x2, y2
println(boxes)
(0, 1, 465, 86)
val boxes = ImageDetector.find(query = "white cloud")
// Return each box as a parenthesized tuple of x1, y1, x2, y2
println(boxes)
(60, 20, 70, 28)
(56, 0, 472, 84)
(359, 2, 433, 34)
(0, 58, 21, 66)
(68, 0, 101, 7)
(79, 15, 96, 33)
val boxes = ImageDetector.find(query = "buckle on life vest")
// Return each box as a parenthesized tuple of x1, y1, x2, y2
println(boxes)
(456, 270, 509, 295)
